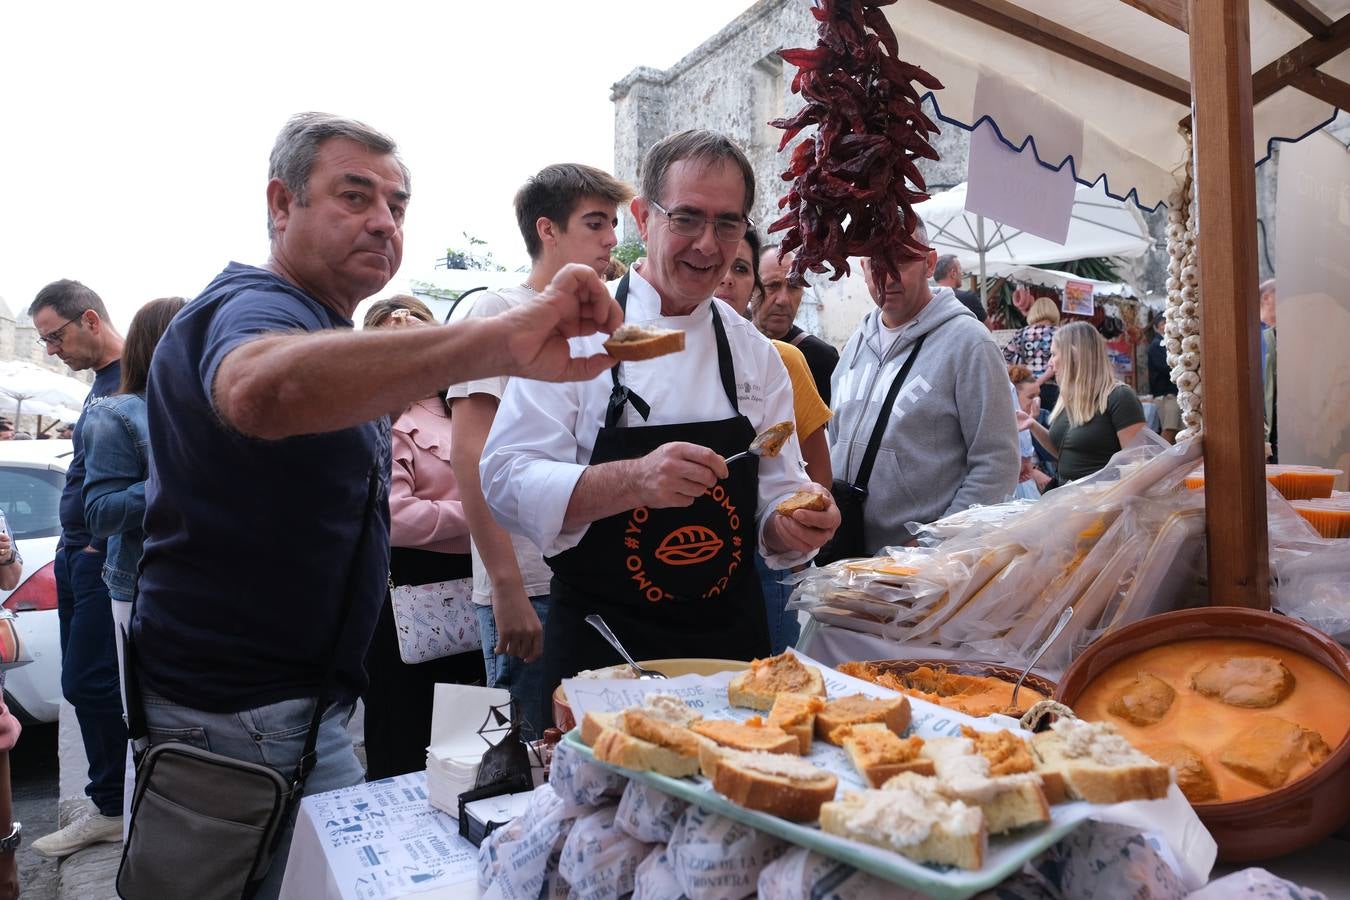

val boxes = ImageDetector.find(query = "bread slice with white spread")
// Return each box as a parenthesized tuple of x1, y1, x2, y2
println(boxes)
(820, 773, 987, 870)
(912, 735, 1050, 834)
(1031, 717, 1171, 804)
(701, 746, 838, 822)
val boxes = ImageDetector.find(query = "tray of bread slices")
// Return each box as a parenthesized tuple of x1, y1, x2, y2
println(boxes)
(560, 649, 1178, 900)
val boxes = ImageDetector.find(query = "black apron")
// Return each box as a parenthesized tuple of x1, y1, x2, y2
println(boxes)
(542, 278, 770, 700)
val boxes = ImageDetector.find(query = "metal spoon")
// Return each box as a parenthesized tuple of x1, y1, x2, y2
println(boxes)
(1011, 606, 1074, 709)
(725, 421, 795, 465)
(584, 614, 667, 679)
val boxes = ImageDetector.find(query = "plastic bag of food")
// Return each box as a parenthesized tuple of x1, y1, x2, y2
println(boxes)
(479, 783, 577, 900)
(632, 847, 687, 900)
(666, 805, 789, 900)
(906, 498, 1038, 544)
(1272, 537, 1350, 642)
(756, 847, 914, 900)
(549, 739, 628, 816)
(557, 805, 651, 900)
(615, 779, 688, 844)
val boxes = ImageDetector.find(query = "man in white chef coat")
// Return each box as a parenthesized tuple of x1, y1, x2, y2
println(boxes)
(481, 130, 839, 702)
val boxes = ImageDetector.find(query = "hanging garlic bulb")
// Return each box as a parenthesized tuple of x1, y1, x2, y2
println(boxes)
(1165, 128, 1203, 443)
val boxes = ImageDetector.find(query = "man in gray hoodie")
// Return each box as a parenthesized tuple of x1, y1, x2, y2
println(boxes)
(830, 222, 1019, 553)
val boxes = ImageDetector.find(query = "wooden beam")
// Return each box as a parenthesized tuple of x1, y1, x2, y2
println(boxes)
(1188, 0, 1270, 610)
(930, 0, 1192, 105)
(1263, 0, 1333, 37)
(1291, 67, 1350, 108)
(1253, 12, 1350, 103)
(1117, 0, 1189, 32)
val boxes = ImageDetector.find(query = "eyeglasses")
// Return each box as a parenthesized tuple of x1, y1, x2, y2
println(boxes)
(35, 313, 87, 348)
(648, 200, 752, 243)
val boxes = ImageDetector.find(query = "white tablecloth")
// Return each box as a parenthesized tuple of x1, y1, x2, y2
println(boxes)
(279, 771, 480, 899)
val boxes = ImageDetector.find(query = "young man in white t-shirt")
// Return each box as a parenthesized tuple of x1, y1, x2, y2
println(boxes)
(448, 164, 632, 737)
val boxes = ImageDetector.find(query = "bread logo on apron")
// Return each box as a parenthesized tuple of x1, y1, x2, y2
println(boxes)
(654, 525, 724, 567)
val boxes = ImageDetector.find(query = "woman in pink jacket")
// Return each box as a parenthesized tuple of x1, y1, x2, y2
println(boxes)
(362, 297, 480, 779)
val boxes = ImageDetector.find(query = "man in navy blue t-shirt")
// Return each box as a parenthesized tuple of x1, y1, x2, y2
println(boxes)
(128, 111, 624, 898)
(26, 280, 126, 860)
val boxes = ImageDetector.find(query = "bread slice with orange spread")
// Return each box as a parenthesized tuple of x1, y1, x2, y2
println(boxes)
(700, 746, 838, 821)
(728, 652, 827, 711)
(691, 717, 799, 755)
(836, 723, 934, 787)
(776, 490, 830, 516)
(1031, 718, 1171, 804)
(592, 726, 700, 778)
(602, 324, 685, 361)
(912, 735, 1050, 834)
(820, 774, 987, 870)
(768, 693, 825, 754)
(816, 694, 912, 745)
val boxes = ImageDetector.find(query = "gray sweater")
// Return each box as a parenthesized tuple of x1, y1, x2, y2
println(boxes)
(829, 287, 1020, 553)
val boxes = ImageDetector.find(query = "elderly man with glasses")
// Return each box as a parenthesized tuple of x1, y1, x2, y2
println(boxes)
(26, 280, 128, 859)
(481, 130, 839, 700)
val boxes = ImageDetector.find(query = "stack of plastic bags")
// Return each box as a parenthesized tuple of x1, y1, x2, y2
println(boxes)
(790, 436, 1211, 673)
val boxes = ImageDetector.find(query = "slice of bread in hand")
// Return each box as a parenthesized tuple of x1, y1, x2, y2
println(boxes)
(580, 711, 619, 747)
(602, 324, 685, 361)
(691, 718, 799, 755)
(703, 746, 838, 822)
(776, 490, 830, 516)
(917, 737, 1049, 834)
(816, 694, 912, 745)
(820, 774, 986, 870)
(592, 727, 700, 778)
(1031, 718, 1171, 804)
(728, 652, 827, 711)
(768, 693, 826, 754)
(838, 724, 934, 787)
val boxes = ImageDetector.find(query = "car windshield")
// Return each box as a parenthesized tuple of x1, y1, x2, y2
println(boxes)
(0, 465, 64, 540)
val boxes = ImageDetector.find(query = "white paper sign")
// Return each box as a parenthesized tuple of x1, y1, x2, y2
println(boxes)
(965, 121, 1077, 246)
(292, 772, 479, 899)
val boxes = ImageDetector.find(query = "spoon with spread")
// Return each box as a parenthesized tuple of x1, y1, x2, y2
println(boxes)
(724, 421, 795, 464)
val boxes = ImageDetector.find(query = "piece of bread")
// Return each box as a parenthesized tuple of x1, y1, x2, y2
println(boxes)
(915, 737, 1049, 834)
(1031, 718, 1171, 804)
(816, 694, 911, 745)
(602, 324, 685, 361)
(591, 727, 700, 778)
(619, 709, 708, 760)
(751, 421, 795, 457)
(820, 776, 986, 870)
(636, 693, 703, 729)
(702, 747, 838, 822)
(580, 711, 619, 747)
(768, 693, 825, 754)
(691, 718, 799, 755)
(728, 652, 827, 711)
(776, 490, 830, 516)
(838, 724, 934, 787)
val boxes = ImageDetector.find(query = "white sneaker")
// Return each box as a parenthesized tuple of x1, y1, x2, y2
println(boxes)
(31, 808, 124, 858)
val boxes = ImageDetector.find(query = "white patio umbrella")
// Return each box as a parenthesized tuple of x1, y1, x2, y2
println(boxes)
(0, 361, 91, 424)
(916, 180, 1152, 303)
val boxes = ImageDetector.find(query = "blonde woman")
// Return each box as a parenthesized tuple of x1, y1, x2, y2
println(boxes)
(1019, 322, 1146, 485)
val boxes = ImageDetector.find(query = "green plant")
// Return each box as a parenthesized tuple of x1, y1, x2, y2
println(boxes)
(1048, 256, 1120, 282)
(440, 232, 505, 271)
(613, 239, 646, 267)
(408, 280, 461, 303)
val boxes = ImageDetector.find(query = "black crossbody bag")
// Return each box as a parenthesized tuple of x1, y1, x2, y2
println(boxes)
(815, 335, 926, 566)
(117, 467, 381, 900)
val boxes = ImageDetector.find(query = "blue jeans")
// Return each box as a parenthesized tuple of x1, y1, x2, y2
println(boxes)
(56, 545, 126, 816)
(474, 595, 550, 740)
(140, 692, 363, 900)
(757, 551, 801, 655)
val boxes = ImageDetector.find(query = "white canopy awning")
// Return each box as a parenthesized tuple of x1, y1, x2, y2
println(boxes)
(986, 262, 1140, 298)
(886, 0, 1350, 209)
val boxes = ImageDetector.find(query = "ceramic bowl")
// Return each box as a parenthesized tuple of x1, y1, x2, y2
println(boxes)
(552, 657, 750, 731)
(1055, 606, 1350, 862)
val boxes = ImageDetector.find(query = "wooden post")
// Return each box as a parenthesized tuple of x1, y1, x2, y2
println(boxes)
(1187, 0, 1270, 608)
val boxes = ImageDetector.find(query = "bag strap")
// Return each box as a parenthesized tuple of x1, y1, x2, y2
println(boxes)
(851, 334, 927, 492)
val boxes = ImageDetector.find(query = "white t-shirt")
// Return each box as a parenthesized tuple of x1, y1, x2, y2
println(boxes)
(446, 286, 555, 606)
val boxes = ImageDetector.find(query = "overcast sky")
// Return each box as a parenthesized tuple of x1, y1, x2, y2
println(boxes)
(1, 0, 756, 327)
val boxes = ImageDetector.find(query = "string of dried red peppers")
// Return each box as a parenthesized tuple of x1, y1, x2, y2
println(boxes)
(769, 0, 942, 290)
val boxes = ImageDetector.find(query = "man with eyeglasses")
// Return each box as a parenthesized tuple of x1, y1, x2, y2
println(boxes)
(26, 280, 128, 858)
(482, 130, 840, 699)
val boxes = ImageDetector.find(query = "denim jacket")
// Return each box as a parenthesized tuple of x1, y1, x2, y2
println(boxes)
(81, 393, 148, 602)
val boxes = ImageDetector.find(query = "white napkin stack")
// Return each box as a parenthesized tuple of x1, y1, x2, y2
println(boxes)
(425, 682, 511, 815)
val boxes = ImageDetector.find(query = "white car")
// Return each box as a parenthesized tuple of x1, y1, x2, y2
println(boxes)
(1, 439, 72, 723)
